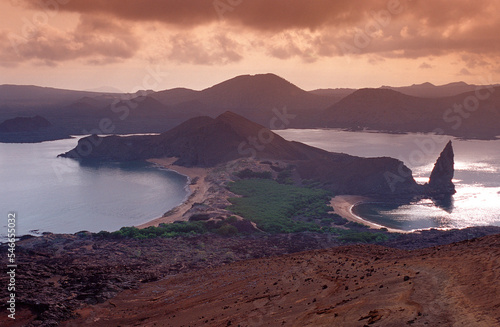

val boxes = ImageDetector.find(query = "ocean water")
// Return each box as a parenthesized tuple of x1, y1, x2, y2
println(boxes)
(276, 129, 500, 231)
(3, 130, 499, 237)
(0, 137, 189, 237)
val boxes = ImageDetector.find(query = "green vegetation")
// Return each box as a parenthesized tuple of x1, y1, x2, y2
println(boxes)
(98, 220, 239, 240)
(346, 221, 370, 229)
(235, 168, 272, 180)
(215, 224, 239, 236)
(99, 170, 393, 245)
(227, 179, 339, 233)
(276, 168, 293, 184)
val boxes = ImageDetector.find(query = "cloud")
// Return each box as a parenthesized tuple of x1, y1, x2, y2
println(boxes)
(8, 0, 500, 68)
(419, 62, 433, 69)
(459, 68, 472, 75)
(166, 31, 244, 65)
(22, 0, 375, 31)
(0, 15, 139, 66)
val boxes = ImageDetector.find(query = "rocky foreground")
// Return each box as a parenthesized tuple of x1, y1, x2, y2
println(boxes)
(70, 233, 500, 327)
(1, 226, 499, 326)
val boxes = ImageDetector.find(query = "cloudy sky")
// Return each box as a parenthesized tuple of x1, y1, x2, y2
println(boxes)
(1, 0, 499, 92)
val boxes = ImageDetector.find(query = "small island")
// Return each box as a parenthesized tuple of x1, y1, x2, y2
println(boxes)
(0, 115, 71, 143)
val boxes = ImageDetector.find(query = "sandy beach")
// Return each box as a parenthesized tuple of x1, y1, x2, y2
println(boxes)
(330, 195, 407, 233)
(136, 158, 211, 228)
(138, 159, 408, 233)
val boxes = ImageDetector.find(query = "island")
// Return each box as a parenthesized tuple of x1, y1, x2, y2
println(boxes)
(60, 111, 455, 232)
(0, 115, 71, 143)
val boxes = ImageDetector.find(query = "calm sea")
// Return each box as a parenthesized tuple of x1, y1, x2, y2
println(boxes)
(3, 131, 499, 237)
(276, 129, 500, 231)
(0, 137, 188, 238)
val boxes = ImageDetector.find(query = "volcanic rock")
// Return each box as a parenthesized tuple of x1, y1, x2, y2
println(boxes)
(426, 141, 456, 195)
(66, 233, 500, 327)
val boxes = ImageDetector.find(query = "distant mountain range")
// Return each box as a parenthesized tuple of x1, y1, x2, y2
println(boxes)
(321, 87, 500, 138)
(311, 81, 500, 99)
(1, 74, 500, 139)
(381, 81, 500, 98)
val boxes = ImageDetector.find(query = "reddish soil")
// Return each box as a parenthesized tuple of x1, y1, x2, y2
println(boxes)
(1, 227, 499, 327)
(67, 234, 500, 327)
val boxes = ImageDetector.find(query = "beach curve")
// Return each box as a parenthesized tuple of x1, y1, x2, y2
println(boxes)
(330, 195, 408, 233)
(136, 158, 211, 228)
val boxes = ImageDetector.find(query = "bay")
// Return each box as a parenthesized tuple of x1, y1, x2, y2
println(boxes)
(3, 129, 499, 237)
(0, 137, 189, 237)
(276, 129, 500, 231)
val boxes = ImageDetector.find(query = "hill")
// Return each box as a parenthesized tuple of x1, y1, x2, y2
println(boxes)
(0, 85, 166, 136)
(0, 115, 71, 143)
(0, 84, 121, 108)
(0, 115, 51, 132)
(198, 74, 331, 112)
(60, 111, 456, 196)
(0, 74, 333, 137)
(150, 87, 200, 106)
(3, 76, 500, 139)
(309, 81, 498, 100)
(321, 87, 500, 139)
(150, 73, 333, 127)
(382, 81, 500, 98)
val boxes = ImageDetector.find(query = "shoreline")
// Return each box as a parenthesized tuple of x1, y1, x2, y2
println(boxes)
(138, 159, 410, 233)
(330, 195, 409, 233)
(136, 158, 211, 228)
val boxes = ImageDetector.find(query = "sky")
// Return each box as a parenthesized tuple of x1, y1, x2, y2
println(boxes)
(0, 0, 499, 92)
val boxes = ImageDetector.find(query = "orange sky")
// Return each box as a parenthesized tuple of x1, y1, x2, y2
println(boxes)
(1, 0, 499, 92)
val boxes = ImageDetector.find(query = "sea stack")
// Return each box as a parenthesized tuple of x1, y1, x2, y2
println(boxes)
(427, 140, 456, 195)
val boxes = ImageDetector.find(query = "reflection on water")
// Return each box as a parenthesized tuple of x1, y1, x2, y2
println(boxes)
(276, 129, 500, 230)
(352, 184, 500, 231)
(431, 194, 454, 213)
